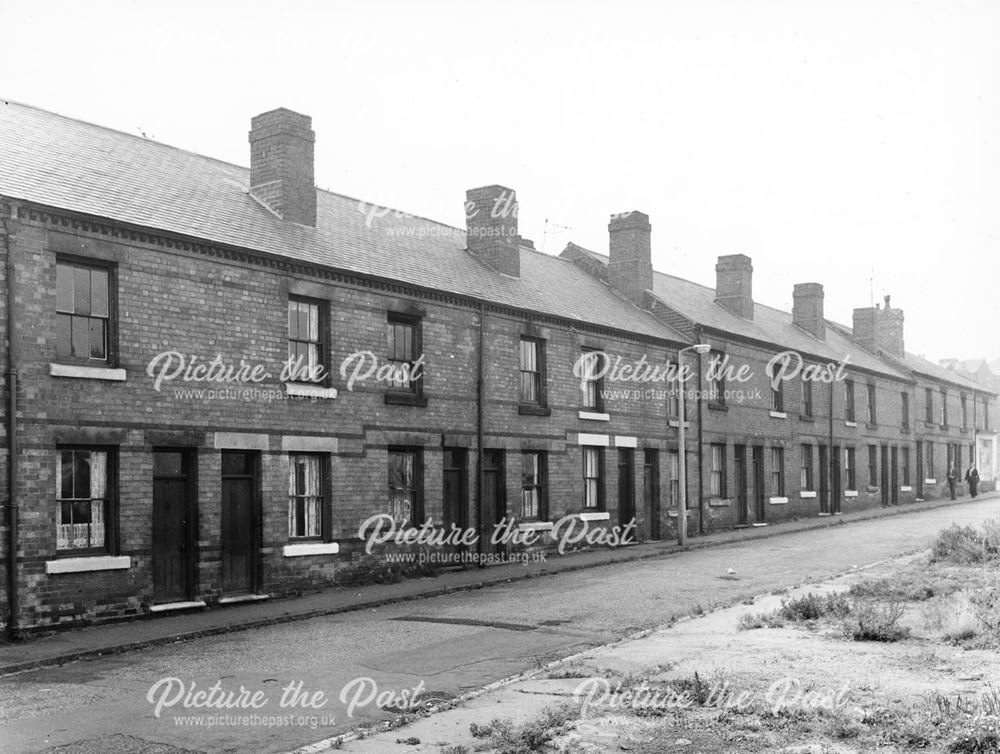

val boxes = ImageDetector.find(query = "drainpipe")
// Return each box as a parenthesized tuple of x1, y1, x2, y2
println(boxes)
(828, 376, 835, 513)
(695, 326, 705, 535)
(475, 301, 485, 561)
(4, 201, 19, 640)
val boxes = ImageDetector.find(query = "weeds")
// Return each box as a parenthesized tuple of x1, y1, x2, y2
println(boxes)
(468, 706, 577, 754)
(933, 521, 1000, 564)
(842, 599, 910, 642)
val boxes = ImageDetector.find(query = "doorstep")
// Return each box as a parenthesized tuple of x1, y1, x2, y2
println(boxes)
(217, 594, 270, 605)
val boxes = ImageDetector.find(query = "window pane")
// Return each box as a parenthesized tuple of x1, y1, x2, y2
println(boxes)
(56, 264, 74, 313)
(153, 451, 183, 476)
(91, 269, 108, 317)
(73, 451, 91, 498)
(60, 450, 74, 498)
(73, 266, 91, 316)
(89, 319, 107, 360)
(56, 313, 72, 357)
(288, 301, 298, 339)
(71, 316, 89, 358)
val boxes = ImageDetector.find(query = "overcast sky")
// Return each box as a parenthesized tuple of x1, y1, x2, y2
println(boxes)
(3, 0, 998, 362)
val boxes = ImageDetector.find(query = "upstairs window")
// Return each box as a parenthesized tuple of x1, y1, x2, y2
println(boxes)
(845, 380, 856, 422)
(771, 380, 784, 412)
(925, 388, 934, 424)
(287, 298, 325, 383)
(579, 350, 605, 411)
(866, 384, 877, 425)
(901, 392, 910, 431)
(519, 338, 546, 407)
(386, 313, 425, 403)
(801, 377, 813, 417)
(56, 260, 110, 362)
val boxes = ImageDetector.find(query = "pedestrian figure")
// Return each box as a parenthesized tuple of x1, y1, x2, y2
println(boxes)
(965, 464, 980, 498)
(947, 463, 959, 500)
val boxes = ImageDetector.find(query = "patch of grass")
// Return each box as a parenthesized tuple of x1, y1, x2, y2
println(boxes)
(842, 599, 910, 642)
(848, 573, 939, 602)
(439, 746, 469, 754)
(737, 611, 785, 630)
(665, 671, 712, 707)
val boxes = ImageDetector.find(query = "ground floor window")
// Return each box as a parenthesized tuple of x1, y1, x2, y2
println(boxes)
(521, 451, 547, 519)
(289, 454, 324, 538)
(57, 448, 110, 551)
(770, 447, 785, 496)
(388, 447, 422, 525)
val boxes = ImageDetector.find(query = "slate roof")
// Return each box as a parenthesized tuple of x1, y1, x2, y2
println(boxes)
(0, 100, 687, 344)
(564, 244, 914, 382)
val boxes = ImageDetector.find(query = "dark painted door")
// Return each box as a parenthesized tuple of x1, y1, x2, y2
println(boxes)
(881, 445, 890, 506)
(891, 446, 899, 505)
(831, 445, 842, 514)
(443, 448, 469, 563)
(643, 449, 661, 541)
(752, 445, 766, 523)
(734, 445, 749, 525)
(916, 441, 924, 499)
(818, 445, 830, 514)
(617, 449, 635, 542)
(221, 451, 258, 595)
(481, 451, 505, 553)
(152, 450, 193, 603)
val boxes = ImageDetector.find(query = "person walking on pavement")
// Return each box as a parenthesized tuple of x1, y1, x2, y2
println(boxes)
(965, 464, 980, 498)
(947, 463, 959, 500)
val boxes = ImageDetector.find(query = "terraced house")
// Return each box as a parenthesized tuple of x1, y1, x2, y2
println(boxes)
(0, 101, 994, 635)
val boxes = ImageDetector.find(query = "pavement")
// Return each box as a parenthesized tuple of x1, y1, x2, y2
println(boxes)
(1, 491, 996, 678)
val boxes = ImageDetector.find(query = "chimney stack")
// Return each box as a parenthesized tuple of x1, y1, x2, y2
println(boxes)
(715, 254, 754, 320)
(607, 211, 653, 306)
(792, 282, 825, 339)
(465, 185, 520, 277)
(852, 295, 905, 357)
(249, 108, 316, 226)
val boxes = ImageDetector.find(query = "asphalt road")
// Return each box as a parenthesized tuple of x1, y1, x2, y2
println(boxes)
(3, 497, 1000, 754)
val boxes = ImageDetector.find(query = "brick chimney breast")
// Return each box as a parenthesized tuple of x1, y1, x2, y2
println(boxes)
(466, 185, 520, 277)
(715, 254, 754, 320)
(792, 282, 825, 339)
(607, 211, 653, 306)
(249, 108, 316, 226)
(852, 297, 905, 357)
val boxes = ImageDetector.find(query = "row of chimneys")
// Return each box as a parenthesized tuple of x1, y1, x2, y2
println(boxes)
(248, 108, 904, 358)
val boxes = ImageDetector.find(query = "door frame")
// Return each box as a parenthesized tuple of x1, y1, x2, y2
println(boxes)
(751, 445, 766, 524)
(617, 448, 636, 540)
(734, 445, 749, 525)
(830, 445, 842, 514)
(643, 449, 661, 541)
(220, 450, 262, 595)
(890, 446, 899, 505)
(818, 444, 830, 515)
(152, 448, 198, 603)
(481, 449, 506, 554)
(881, 445, 890, 506)
(916, 440, 924, 499)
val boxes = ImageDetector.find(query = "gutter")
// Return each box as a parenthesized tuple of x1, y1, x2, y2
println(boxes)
(3, 201, 19, 640)
(695, 325, 705, 534)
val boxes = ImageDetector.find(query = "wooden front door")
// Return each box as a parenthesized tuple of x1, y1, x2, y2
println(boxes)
(818, 444, 830, 514)
(831, 445, 842, 513)
(443, 448, 469, 563)
(890, 446, 899, 504)
(617, 449, 635, 541)
(481, 450, 505, 553)
(643, 449, 661, 540)
(734, 445, 749, 525)
(152, 450, 194, 603)
(221, 451, 259, 595)
(881, 445, 890, 506)
(916, 441, 924, 499)
(751, 445, 766, 523)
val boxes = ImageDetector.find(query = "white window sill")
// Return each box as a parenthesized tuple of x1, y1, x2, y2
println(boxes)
(577, 433, 610, 447)
(799, 491, 817, 499)
(667, 420, 691, 428)
(285, 383, 338, 399)
(769, 496, 789, 505)
(50, 363, 126, 381)
(149, 600, 207, 613)
(707, 497, 731, 507)
(924, 478, 937, 484)
(45, 555, 131, 574)
(900, 485, 913, 492)
(517, 521, 554, 532)
(577, 511, 610, 521)
(578, 410, 610, 422)
(844, 421, 858, 428)
(769, 411, 787, 419)
(844, 490, 859, 498)
(282, 542, 340, 557)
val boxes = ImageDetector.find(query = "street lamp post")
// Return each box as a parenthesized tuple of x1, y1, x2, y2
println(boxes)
(676, 343, 711, 546)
